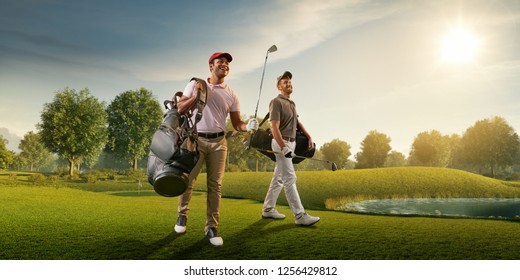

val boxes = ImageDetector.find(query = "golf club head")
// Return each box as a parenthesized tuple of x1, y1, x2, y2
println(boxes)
(331, 162, 338, 171)
(268, 45, 278, 53)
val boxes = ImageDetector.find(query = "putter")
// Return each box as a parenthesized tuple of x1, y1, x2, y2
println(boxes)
(258, 149, 338, 171)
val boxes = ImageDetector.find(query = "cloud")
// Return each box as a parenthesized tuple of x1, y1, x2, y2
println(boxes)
(0, 127, 22, 152)
(125, 0, 409, 82)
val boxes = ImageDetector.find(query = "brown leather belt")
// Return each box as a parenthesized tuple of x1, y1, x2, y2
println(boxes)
(282, 136, 295, 142)
(198, 131, 225, 139)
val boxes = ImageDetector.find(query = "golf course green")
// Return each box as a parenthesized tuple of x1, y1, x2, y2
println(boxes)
(1, 167, 520, 259)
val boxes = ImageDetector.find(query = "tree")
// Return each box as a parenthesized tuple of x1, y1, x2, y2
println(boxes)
(408, 130, 451, 167)
(38, 87, 108, 176)
(320, 138, 352, 170)
(355, 130, 391, 169)
(18, 131, 53, 171)
(457, 116, 520, 177)
(106, 88, 163, 170)
(0, 135, 14, 169)
(384, 151, 407, 167)
(446, 133, 462, 168)
(225, 116, 272, 172)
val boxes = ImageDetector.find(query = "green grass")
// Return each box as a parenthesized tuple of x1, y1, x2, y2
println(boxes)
(214, 167, 520, 210)
(1, 167, 520, 259)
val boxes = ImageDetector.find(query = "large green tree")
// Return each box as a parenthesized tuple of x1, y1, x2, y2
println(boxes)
(355, 130, 391, 169)
(457, 116, 520, 177)
(384, 151, 407, 167)
(320, 138, 352, 170)
(106, 88, 163, 170)
(18, 131, 53, 171)
(408, 130, 451, 167)
(38, 87, 108, 176)
(0, 135, 14, 169)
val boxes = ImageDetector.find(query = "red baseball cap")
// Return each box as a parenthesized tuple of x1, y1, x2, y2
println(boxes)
(208, 52, 233, 63)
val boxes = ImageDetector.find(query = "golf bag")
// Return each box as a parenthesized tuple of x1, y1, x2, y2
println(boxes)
(147, 78, 207, 197)
(249, 113, 315, 164)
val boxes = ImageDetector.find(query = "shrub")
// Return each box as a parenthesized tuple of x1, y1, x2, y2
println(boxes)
(56, 166, 69, 177)
(48, 175, 60, 183)
(123, 169, 146, 182)
(28, 173, 47, 183)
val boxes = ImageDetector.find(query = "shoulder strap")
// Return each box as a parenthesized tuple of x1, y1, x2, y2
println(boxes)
(164, 91, 183, 110)
(190, 77, 207, 126)
(259, 112, 270, 127)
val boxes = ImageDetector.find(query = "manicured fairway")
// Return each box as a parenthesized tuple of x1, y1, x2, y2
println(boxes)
(1, 185, 519, 259)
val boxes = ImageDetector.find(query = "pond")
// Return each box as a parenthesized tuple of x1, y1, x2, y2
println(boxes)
(340, 198, 520, 219)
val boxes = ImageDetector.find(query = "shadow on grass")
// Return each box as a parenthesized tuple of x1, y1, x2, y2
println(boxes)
(170, 219, 298, 259)
(95, 217, 316, 260)
(110, 191, 204, 197)
(94, 232, 182, 259)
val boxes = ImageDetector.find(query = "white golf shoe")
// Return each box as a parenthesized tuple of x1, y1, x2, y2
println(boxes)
(295, 212, 320, 226)
(205, 227, 223, 247)
(174, 215, 187, 234)
(262, 208, 286, 219)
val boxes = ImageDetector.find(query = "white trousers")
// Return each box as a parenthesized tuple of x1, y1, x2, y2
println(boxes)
(262, 139, 305, 216)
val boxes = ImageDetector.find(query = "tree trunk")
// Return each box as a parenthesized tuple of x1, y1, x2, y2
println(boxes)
(68, 158, 74, 176)
(133, 158, 138, 170)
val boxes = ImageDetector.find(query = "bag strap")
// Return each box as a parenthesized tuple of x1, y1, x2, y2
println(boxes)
(259, 112, 270, 127)
(259, 112, 303, 132)
(190, 77, 207, 127)
(164, 91, 183, 110)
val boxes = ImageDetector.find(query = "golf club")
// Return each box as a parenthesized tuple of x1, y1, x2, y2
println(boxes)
(254, 44, 278, 119)
(258, 149, 338, 171)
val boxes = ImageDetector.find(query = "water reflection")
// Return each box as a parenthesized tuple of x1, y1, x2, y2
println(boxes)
(341, 198, 520, 218)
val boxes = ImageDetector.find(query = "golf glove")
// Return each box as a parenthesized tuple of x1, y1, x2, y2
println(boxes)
(281, 146, 296, 158)
(246, 119, 259, 132)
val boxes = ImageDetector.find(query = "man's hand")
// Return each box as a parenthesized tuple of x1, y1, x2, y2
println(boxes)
(246, 118, 259, 132)
(281, 146, 296, 158)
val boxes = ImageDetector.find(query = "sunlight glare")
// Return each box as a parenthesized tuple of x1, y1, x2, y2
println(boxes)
(441, 27, 478, 63)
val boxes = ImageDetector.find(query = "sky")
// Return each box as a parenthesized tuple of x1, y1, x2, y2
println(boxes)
(1, 0, 520, 158)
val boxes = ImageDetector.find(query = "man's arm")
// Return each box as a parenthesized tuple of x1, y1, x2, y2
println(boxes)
(229, 111, 247, 132)
(177, 95, 197, 114)
(177, 80, 198, 114)
(270, 120, 285, 148)
(297, 119, 313, 150)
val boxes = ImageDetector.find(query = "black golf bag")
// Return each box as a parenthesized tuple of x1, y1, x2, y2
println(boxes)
(147, 78, 207, 197)
(249, 113, 315, 164)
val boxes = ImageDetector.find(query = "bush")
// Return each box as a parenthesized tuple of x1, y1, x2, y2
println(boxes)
(28, 173, 47, 183)
(98, 169, 118, 181)
(123, 169, 146, 182)
(65, 174, 80, 181)
(56, 166, 69, 177)
(48, 175, 60, 183)
(82, 172, 99, 184)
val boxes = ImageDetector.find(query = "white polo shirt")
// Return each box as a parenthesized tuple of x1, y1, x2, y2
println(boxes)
(182, 79, 240, 133)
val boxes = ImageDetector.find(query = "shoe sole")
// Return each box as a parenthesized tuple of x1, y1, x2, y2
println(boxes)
(262, 215, 286, 220)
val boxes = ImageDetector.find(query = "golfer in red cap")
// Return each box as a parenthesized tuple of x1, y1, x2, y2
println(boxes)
(174, 52, 258, 247)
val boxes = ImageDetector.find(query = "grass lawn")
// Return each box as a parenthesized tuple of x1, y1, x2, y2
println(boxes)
(2, 166, 520, 259)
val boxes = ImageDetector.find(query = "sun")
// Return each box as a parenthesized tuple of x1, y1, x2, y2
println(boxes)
(441, 27, 478, 63)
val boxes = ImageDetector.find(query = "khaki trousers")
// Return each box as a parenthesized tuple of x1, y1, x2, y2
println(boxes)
(177, 135, 227, 232)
